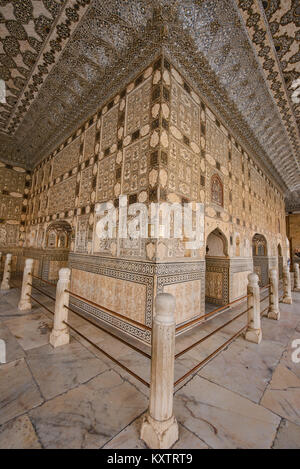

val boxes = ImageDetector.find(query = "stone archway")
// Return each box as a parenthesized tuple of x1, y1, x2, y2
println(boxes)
(205, 228, 229, 307)
(252, 233, 268, 287)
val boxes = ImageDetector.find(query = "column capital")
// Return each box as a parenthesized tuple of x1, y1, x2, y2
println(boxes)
(58, 268, 71, 281)
(25, 258, 34, 268)
(155, 293, 176, 325)
(248, 272, 259, 287)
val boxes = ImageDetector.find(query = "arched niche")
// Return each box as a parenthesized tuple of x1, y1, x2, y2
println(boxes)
(46, 221, 72, 249)
(206, 228, 228, 257)
(27, 228, 37, 248)
(252, 233, 268, 257)
(38, 220, 73, 284)
(205, 228, 229, 306)
(252, 233, 269, 286)
(211, 174, 224, 207)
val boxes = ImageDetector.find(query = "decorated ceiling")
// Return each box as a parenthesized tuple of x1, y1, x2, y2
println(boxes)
(0, 0, 299, 210)
(285, 187, 300, 212)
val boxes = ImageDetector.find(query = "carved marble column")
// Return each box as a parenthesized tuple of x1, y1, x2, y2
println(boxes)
(282, 265, 292, 304)
(268, 268, 280, 320)
(140, 293, 178, 449)
(1, 254, 12, 291)
(245, 273, 262, 344)
(294, 263, 300, 292)
(18, 258, 34, 311)
(0, 338, 5, 364)
(50, 268, 71, 348)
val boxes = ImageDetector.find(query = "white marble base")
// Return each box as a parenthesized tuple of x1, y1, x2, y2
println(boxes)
(49, 330, 70, 348)
(18, 300, 32, 312)
(245, 328, 262, 344)
(140, 413, 179, 449)
(282, 296, 292, 304)
(267, 309, 280, 320)
(103, 415, 208, 449)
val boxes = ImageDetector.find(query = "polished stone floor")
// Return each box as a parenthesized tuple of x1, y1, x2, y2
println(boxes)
(0, 282, 299, 449)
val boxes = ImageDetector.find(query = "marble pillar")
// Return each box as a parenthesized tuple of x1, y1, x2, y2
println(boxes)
(282, 265, 292, 304)
(140, 293, 178, 449)
(18, 258, 34, 311)
(1, 253, 12, 291)
(268, 268, 280, 321)
(50, 268, 71, 348)
(294, 263, 300, 292)
(245, 273, 262, 344)
(0, 338, 5, 364)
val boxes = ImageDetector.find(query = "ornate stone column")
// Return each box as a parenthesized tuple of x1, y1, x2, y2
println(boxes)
(245, 273, 262, 344)
(0, 338, 5, 364)
(140, 293, 178, 449)
(268, 268, 280, 320)
(18, 258, 34, 311)
(1, 253, 12, 291)
(50, 268, 71, 348)
(282, 265, 292, 304)
(294, 263, 300, 292)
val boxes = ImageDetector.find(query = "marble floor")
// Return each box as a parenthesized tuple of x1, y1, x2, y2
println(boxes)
(0, 282, 299, 449)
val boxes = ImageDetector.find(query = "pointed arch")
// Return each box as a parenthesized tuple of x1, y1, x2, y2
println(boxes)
(252, 233, 268, 257)
(46, 220, 72, 249)
(206, 227, 228, 257)
(252, 233, 269, 286)
(211, 174, 223, 207)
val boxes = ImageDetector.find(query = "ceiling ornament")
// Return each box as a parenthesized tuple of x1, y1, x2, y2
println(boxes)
(285, 187, 300, 212)
(0, 0, 298, 202)
(237, 0, 299, 195)
(0, 0, 91, 134)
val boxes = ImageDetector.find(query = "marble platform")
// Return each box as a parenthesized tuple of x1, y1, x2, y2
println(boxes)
(0, 285, 299, 449)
